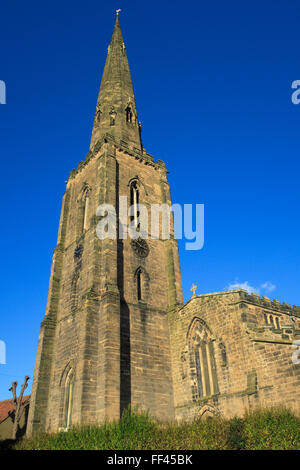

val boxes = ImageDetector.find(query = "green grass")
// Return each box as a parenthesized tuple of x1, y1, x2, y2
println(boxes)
(11, 407, 300, 450)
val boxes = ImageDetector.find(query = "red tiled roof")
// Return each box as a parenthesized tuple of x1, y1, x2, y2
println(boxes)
(0, 395, 30, 424)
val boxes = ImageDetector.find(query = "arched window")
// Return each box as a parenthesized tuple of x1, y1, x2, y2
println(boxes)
(275, 317, 280, 329)
(264, 314, 268, 324)
(71, 274, 80, 314)
(136, 268, 142, 300)
(78, 185, 91, 235)
(188, 318, 219, 399)
(134, 267, 149, 302)
(82, 190, 90, 232)
(95, 103, 101, 123)
(269, 315, 274, 327)
(130, 180, 139, 228)
(195, 349, 204, 397)
(126, 105, 133, 123)
(64, 370, 74, 429)
(109, 106, 116, 126)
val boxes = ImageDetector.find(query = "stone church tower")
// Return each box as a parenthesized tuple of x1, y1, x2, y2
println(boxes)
(27, 15, 300, 435)
(27, 15, 183, 435)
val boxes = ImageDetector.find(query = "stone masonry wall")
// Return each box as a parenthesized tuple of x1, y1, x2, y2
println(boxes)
(169, 290, 300, 421)
(28, 137, 183, 433)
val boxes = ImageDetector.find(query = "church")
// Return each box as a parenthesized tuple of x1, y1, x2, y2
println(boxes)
(26, 15, 300, 435)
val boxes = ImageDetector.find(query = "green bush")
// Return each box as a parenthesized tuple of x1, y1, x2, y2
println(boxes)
(13, 407, 300, 450)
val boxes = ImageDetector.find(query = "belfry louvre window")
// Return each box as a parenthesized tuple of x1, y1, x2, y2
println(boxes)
(188, 318, 219, 399)
(126, 105, 133, 123)
(135, 267, 149, 302)
(82, 187, 90, 232)
(136, 268, 142, 300)
(130, 180, 139, 227)
(83, 195, 89, 231)
(78, 185, 90, 235)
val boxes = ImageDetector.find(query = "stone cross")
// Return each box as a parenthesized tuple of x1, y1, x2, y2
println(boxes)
(190, 283, 197, 297)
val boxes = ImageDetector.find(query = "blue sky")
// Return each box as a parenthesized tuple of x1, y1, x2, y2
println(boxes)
(0, 0, 299, 399)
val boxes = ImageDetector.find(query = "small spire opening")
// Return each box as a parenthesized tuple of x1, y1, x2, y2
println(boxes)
(126, 105, 133, 123)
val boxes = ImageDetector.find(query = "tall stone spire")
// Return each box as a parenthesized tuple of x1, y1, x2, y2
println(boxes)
(90, 15, 142, 151)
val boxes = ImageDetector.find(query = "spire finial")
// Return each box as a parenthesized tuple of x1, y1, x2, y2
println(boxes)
(116, 9, 121, 16)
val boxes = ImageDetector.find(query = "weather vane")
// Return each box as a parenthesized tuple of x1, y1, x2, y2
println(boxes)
(116, 9, 121, 16)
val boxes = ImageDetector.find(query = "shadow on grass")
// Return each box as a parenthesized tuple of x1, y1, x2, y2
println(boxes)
(0, 439, 16, 450)
(227, 417, 246, 450)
